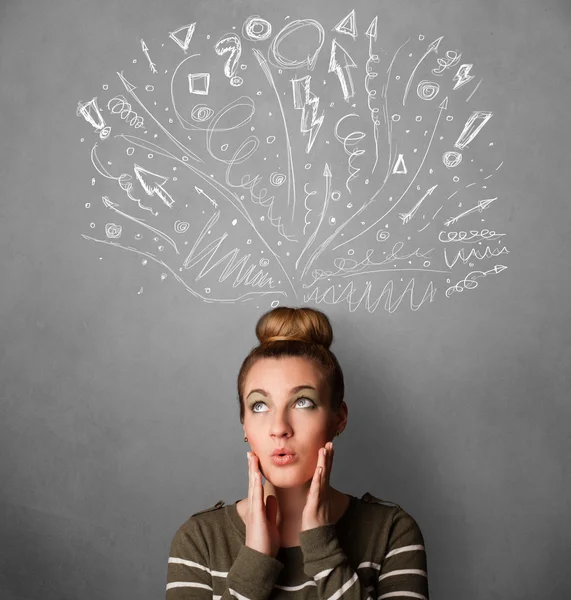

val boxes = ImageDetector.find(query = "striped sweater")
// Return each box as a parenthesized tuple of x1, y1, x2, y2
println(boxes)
(166, 492, 429, 600)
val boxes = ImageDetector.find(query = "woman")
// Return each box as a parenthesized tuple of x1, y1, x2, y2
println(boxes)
(166, 306, 429, 600)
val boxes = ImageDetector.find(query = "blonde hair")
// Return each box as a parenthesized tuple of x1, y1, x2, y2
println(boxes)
(237, 306, 345, 423)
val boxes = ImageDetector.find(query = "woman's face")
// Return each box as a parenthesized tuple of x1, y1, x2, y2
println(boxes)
(242, 356, 339, 486)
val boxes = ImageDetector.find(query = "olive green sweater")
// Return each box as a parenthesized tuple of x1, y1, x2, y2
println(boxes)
(166, 492, 429, 600)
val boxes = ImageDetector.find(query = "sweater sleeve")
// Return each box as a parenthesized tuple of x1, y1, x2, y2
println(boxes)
(299, 508, 429, 600)
(377, 507, 429, 600)
(299, 524, 377, 600)
(166, 517, 284, 600)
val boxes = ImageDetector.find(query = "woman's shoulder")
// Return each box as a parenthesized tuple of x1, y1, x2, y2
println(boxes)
(357, 492, 424, 535)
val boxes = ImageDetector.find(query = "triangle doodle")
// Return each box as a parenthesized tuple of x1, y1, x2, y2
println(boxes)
(392, 153, 407, 174)
(169, 23, 196, 52)
(333, 10, 357, 39)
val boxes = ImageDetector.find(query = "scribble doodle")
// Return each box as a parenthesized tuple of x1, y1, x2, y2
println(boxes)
(105, 223, 122, 239)
(242, 16, 272, 41)
(76, 14, 508, 312)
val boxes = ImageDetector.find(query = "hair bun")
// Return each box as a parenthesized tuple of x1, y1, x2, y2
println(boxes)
(256, 307, 333, 349)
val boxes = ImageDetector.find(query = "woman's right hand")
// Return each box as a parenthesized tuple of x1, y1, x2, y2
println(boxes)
(245, 452, 281, 558)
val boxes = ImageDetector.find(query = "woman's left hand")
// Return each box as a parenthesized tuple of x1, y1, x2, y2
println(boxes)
(300, 441, 335, 531)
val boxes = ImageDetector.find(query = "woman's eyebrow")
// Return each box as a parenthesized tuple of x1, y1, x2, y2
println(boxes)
(246, 385, 316, 399)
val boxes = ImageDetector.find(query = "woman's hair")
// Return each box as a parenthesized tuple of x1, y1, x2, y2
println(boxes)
(237, 306, 345, 423)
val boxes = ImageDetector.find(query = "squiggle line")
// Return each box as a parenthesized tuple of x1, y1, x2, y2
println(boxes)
(334, 114, 365, 194)
(302, 183, 318, 236)
(107, 95, 145, 128)
(365, 17, 381, 173)
(445, 265, 507, 297)
(444, 245, 509, 269)
(304, 279, 438, 313)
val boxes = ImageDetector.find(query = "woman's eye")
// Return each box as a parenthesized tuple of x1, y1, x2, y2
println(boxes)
(251, 397, 315, 412)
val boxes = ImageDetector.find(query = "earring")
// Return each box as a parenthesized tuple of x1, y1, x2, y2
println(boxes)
(336, 430, 340, 436)
(244, 435, 248, 442)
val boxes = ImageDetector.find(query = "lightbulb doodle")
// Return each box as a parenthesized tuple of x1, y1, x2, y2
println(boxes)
(76, 12, 508, 313)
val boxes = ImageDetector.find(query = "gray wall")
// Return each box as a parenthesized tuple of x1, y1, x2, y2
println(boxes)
(1, 0, 570, 598)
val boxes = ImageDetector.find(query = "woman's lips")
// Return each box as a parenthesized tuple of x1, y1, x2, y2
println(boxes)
(270, 454, 296, 466)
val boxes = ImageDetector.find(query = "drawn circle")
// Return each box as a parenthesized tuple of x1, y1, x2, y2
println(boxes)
(259, 258, 270, 267)
(443, 151, 462, 168)
(85, 203, 90, 208)
(174, 220, 190, 234)
(347, 203, 353, 208)
(230, 76, 243, 86)
(270, 172, 286, 186)
(148, 153, 153, 159)
(417, 80, 440, 101)
(453, 176, 460, 182)
(266, 135, 276, 144)
(305, 163, 312, 169)
(391, 114, 401, 121)
(331, 191, 341, 201)
(242, 16, 272, 41)
(105, 223, 122, 239)
(145, 85, 154, 91)
(100, 127, 111, 140)
(135, 233, 142, 240)
(348, 249, 354, 255)
(256, 90, 262, 95)
(329, 217, 336, 224)
(127, 147, 135, 156)
(271, 300, 280, 307)
(221, 143, 229, 151)
(191, 104, 214, 122)
(419, 35, 425, 40)
(158, 245, 164, 251)
(90, 222, 95, 228)
(446, 116, 453, 121)
(240, 64, 247, 70)
(415, 116, 422, 122)
(395, 75, 400, 80)
(423, 261, 431, 267)
(376, 230, 390, 242)
(102, 84, 109, 90)
(182, 156, 189, 161)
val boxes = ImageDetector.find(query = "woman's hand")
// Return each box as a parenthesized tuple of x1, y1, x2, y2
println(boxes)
(244, 452, 281, 558)
(300, 441, 335, 532)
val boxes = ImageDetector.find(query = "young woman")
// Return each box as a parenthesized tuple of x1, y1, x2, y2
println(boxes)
(166, 306, 429, 600)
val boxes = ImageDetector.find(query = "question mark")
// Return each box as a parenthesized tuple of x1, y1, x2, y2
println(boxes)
(215, 33, 243, 86)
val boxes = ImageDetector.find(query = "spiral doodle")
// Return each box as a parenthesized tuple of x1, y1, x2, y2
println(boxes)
(376, 230, 390, 242)
(174, 220, 190, 234)
(105, 223, 122, 239)
(107, 95, 144, 128)
(270, 172, 286, 186)
(417, 80, 440, 101)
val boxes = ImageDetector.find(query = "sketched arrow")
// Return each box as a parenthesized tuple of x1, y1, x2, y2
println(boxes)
(195, 186, 218, 209)
(402, 36, 443, 106)
(328, 39, 357, 102)
(365, 16, 378, 46)
(101, 196, 179, 254)
(444, 197, 497, 227)
(399, 184, 438, 224)
(141, 39, 157, 74)
(133, 164, 175, 208)
(296, 163, 332, 273)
